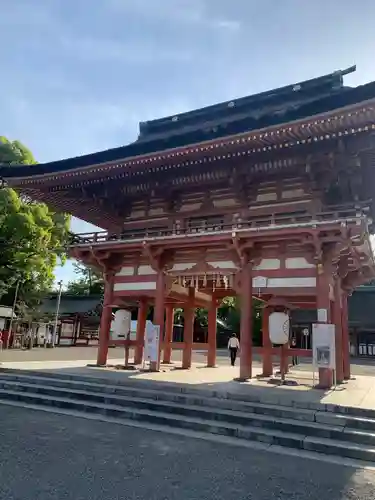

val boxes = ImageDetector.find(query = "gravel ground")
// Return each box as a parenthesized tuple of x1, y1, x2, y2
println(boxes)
(0, 406, 374, 500)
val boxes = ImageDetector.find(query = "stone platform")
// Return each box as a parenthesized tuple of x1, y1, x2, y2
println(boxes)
(1, 355, 374, 413)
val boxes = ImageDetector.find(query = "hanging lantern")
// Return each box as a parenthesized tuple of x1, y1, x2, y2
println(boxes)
(228, 274, 234, 289)
(216, 274, 221, 288)
(190, 276, 194, 288)
(195, 276, 199, 290)
(203, 274, 207, 287)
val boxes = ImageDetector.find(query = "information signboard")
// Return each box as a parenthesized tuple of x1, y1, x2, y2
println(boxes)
(312, 323, 336, 370)
(144, 323, 160, 363)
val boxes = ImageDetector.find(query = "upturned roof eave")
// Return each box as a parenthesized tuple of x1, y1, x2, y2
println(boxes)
(2, 82, 375, 187)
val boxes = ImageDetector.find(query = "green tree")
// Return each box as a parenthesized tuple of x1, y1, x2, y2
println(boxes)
(66, 262, 104, 295)
(0, 137, 70, 307)
(217, 296, 263, 345)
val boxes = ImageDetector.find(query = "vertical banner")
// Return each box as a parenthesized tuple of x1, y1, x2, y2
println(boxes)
(144, 323, 160, 363)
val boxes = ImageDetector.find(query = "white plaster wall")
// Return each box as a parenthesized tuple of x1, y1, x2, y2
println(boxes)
(208, 261, 237, 269)
(138, 265, 156, 275)
(115, 266, 134, 277)
(285, 257, 315, 269)
(256, 192, 277, 202)
(254, 259, 281, 270)
(213, 198, 237, 207)
(265, 277, 316, 288)
(170, 263, 197, 272)
(281, 188, 305, 199)
(114, 282, 157, 292)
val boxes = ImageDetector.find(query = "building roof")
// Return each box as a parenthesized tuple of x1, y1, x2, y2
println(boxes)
(292, 286, 375, 329)
(38, 294, 102, 316)
(1, 65, 375, 181)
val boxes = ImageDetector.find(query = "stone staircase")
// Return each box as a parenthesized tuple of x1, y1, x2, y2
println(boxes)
(1, 369, 375, 464)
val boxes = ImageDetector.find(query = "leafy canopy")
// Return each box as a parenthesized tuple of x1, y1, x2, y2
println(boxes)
(66, 262, 104, 295)
(0, 136, 70, 305)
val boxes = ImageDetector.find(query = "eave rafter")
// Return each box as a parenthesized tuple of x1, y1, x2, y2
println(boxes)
(10, 102, 375, 192)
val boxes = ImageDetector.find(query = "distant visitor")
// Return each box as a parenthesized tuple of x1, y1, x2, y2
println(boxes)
(228, 333, 240, 366)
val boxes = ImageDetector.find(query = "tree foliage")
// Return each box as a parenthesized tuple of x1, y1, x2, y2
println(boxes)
(66, 262, 104, 295)
(217, 296, 263, 345)
(0, 137, 70, 306)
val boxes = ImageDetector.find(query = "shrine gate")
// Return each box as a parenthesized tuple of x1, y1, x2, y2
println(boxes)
(2, 66, 375, 387)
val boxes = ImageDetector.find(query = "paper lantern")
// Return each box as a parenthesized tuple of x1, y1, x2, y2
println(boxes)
(112, 309, 131, 335)
(269, 312, 290, 345)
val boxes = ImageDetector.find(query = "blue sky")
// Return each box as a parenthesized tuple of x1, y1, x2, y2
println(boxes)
(2, 0, 375, 287)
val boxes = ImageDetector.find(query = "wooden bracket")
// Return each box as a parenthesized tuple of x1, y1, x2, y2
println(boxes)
(143, 242, 175, 272)
(228, 234, 254, 267)
(89, 248, 124, 277)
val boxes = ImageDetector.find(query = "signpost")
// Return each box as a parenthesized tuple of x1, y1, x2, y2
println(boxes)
(302, 327, 309, 349)
(144, 322, 160, 368)
(312, 323, 336, 388)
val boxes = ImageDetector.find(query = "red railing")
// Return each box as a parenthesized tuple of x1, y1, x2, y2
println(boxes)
(69, 207, 368, 246)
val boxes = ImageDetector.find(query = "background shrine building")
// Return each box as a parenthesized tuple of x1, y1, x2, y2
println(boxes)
(2, 66, 375, 386)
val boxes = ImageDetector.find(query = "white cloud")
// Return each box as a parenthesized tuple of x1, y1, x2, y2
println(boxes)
(108, 0, 242, 32)
(58, 35, 194, 64)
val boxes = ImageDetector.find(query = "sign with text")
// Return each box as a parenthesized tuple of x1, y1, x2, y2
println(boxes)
(144, 323, 160, 363)
(312, 323, 336, 370)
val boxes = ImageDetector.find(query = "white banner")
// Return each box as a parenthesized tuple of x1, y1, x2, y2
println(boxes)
(312, 323, 336, 370)
(144, 323, 160, 363)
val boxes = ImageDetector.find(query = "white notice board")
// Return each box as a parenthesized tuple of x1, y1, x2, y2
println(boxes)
(144, 323, 160, 363)
(312, 323, 336, 370)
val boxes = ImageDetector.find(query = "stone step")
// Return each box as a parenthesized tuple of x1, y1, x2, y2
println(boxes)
(1, 370, 375, 432)
(1, 387, 375, 463)
(0, 379, 347, 440)
(1, 368, 374, 420)
(0, 372, 318, 423)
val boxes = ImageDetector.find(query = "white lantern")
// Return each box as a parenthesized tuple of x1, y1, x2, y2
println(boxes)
(112, 309, 131, 336)
(269, 312, 290, 345)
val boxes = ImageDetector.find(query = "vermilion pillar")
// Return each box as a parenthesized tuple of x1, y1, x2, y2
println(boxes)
(316, 264, 333, 388)
(134, 299, 147, 365)
(151, 269, 165, 371)
(333, 279, 344, 383)
(163, 305, 174, 364)
(207, 297, 217, 368)
(239, 262, 253, 381)
(182, 288, 195, 369)
(262, 306, 273, 377)
(97, 272, 114, 366)
(341, 293, 351, 380)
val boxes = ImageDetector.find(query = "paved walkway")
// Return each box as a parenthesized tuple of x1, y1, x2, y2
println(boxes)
(1, 346, 375, 375)
(3, 405, 374, 500)
(1, 349, 375, 412)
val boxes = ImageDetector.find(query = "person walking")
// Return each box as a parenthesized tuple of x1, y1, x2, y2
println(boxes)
(291, 337, 299, 366)
(228, 333, 240, 366)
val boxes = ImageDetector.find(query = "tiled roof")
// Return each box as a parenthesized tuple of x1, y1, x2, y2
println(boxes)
(2, 67, 375, 180)
(38, 294, 102, 316)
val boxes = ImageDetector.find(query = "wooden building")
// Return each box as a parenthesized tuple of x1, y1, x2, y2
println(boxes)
(2, 66, 375, 387)
(38, 293, 104, 346)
